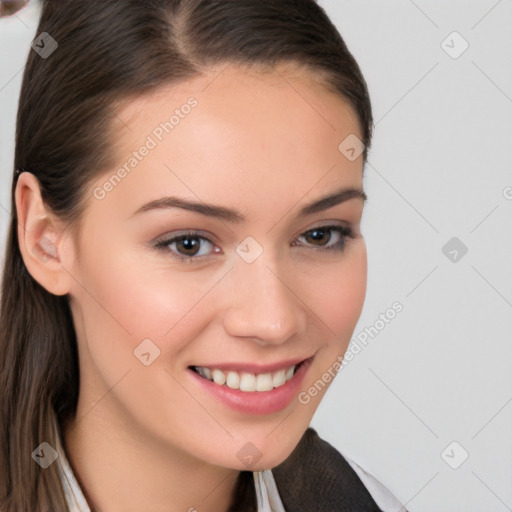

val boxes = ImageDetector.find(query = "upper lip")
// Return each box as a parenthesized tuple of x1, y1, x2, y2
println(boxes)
(189, 355, 313, 374)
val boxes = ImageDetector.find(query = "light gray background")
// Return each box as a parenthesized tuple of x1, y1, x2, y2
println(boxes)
(1, 1, 511, 511)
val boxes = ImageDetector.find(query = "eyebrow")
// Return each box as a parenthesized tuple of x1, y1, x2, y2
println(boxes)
(131, 186, 367, 223)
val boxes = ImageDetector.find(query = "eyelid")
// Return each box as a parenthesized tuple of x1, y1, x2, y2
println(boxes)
(291, 219, 352, 238)
(153, 228, 219, 246)
(153, 221, 355, 261)
(293, 224, 353, 247)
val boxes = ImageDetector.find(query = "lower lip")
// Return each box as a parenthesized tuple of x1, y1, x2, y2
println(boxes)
(187, 357, 314, 415)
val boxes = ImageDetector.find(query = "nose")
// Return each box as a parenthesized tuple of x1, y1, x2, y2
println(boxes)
(222, 253, 307, 346)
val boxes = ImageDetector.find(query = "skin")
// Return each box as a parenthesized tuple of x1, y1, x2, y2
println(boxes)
(16, 62, 367, 512)
(0, 0, 29, 17)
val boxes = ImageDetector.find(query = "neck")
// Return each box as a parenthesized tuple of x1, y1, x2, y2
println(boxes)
(62, 399, 239, 512)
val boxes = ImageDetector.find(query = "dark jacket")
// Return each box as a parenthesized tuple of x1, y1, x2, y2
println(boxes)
(228, 427, 384, 511)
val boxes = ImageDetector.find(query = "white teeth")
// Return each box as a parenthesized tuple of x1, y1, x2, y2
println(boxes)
(196, 366, 211, 380)
(226, 371, 240, 389)
(272, 369, 286, 388)
(256, 372, 273, 391)
(239, 372, 257, 392)
(193, 364, 298, 392)
(212, 369, 226, 386)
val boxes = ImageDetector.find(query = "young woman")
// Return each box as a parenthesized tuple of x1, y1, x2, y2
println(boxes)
(0, 1, 408, 510)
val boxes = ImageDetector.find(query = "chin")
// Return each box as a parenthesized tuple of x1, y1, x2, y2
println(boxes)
(245, 429, 306, 471)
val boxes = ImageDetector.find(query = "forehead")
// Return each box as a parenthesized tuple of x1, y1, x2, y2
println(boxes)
(90, 63, 363, 221)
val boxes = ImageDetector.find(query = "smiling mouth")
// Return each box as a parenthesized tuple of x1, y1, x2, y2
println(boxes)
(188, 361, 305, 392)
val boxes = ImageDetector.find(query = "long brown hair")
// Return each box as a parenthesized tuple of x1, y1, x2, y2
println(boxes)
(0, 1, 373, 510)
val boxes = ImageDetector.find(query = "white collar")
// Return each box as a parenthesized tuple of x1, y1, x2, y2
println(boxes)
(53, 419, 403, 512)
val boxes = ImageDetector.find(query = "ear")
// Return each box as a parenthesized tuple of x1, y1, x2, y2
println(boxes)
(15, 172, 76, 296)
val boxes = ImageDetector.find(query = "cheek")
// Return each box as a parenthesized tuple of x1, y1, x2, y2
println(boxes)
(70, 244, 223, 432)
(291, 243, 367, 416)
(323, 238, 368, 320)
(308, 241, 367, 343)
(72, 240, 220, 375)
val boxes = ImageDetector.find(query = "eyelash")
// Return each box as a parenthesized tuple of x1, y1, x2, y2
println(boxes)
(153, 224, 354, 263)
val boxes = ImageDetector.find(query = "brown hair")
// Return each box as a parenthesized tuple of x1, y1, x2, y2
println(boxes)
(0, 0, 373, 510)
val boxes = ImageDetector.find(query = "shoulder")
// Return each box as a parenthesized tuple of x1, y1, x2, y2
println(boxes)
(272, 427, 406, 512)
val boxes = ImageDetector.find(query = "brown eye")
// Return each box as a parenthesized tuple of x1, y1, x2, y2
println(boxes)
(154, 231, 219, 261)
(303, 228, 332, 247)
(295, 224, 353, 253)
(175, 236, 202, 256)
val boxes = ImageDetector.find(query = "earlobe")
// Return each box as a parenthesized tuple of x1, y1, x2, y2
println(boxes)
(15, 171, 75, 296)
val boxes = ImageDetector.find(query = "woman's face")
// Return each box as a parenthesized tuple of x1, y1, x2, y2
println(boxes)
(66, 63, 367, 471)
